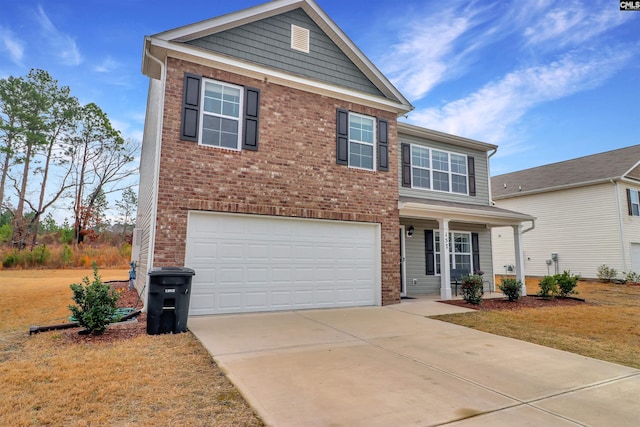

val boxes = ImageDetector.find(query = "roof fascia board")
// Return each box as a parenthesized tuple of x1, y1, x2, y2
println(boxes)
(148, 38, 412, 114)
(622, 159, 640, 179)
(149, 0, 412, 110)
(398, 122, 497, 152)
(493, 177, 619, 200)
(398, 201, 534, 226)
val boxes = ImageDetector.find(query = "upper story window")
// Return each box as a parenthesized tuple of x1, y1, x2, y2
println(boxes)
(409, 145, 468, 195)
(201, 80, 243, 150)
(336, 109, 387, 172)
(628, 189, 640, 216)
(180, 73, 260, 151)
(348, 113, 376, 170)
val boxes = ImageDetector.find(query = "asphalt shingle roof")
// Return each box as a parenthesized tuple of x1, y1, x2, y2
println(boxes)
(492, 145, 640, 199)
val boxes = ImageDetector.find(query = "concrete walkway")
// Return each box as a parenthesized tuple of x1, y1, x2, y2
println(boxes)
(188, 298, 640, 427)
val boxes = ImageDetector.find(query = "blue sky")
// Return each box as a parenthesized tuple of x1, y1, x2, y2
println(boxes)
(1, 0, 638, 181)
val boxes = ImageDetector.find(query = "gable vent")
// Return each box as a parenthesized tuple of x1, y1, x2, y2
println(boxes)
(291, 24, 310, 53)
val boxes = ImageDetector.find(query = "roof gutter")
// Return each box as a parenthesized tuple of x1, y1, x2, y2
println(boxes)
(493, 177, 622, 200)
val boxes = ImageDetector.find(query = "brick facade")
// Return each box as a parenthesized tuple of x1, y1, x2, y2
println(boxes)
(153, 57, 401, 305)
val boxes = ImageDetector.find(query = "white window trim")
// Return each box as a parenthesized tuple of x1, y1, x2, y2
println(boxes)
(434, 230, 473, 275)
(410, 144, 468, 195)
(199, 78, 244, 151)
(348, 111, 376, 171)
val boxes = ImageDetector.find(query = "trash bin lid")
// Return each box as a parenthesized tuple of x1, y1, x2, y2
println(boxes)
(148, 266, 195, 276)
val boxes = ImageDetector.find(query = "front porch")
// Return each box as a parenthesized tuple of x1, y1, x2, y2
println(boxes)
(398, 197, 535, 300)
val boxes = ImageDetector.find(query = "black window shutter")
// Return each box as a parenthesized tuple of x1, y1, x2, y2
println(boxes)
(336, 109, 349, 165)
(242, 87, 260, 151)
(401, 143, 412, 187)
(425, 230, 435, 275)
(627, 189, 633, 216)
(468, 156, 476, 196)
(377, 118, 389, 171)
(181, 73, 201, 142)
(472, 232, 480, 273)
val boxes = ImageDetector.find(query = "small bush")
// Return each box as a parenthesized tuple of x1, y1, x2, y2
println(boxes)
(31, 244, 50, 266)
(596, 265, 617, 282)
(461, 274, 483, 305)
(538, 275, 559, 299)
(623, 271, 640, 285)
(68, 265, 120, 335)
(555, 271, 579, 297)
(60, 244, 73, 267)
(2, 250, 22, 268)
(0, 223, 12, 243)
(499, 278, 522, 301)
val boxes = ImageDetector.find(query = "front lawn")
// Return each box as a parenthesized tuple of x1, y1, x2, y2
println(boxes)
(432, 278, 640, 369)
(0, 269, 264, 426)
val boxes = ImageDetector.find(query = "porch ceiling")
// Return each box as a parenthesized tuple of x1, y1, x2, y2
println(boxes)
(398, 196, 535, 227)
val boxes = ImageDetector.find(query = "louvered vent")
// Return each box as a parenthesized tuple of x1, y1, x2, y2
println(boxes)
(291, 24, 310, 53)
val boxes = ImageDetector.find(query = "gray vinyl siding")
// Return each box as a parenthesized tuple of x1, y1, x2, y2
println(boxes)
(401, 219, 494, 295)
(186, 8, 383, 96)
(133, 78, 162, 295)
(398, 133, 491, 205)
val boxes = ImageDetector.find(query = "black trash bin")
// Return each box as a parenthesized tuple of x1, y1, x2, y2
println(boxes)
(146, 267, 195, 335)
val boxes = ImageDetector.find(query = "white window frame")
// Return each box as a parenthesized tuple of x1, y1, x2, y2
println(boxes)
(410, 144, 468, 195)
(348, 112, 376, 171)
(434, 231, 473, 275)
(631, 190, 640, 216)
(199, 78, 244, 151)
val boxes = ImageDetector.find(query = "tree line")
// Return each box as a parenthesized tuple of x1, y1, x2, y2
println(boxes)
(0, 69, 138, 248)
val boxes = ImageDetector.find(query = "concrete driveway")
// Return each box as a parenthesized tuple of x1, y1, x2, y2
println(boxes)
(188, 298, 640, 427)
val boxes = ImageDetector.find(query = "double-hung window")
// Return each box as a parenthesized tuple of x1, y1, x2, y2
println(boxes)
(434, 231, 472, 274)
(348, 113, 376, 170)
(629, 189, 640, 216)
(201, 80, 243, 150)
(409, 145, 468, 194)
(181, 73, 260, 151)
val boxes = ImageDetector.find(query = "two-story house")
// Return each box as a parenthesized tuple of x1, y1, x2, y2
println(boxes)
(491, 145, 640, 280)
(133, 0, 534, 315)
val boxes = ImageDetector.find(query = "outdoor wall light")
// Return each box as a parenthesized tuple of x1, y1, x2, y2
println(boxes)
(407, 225, 415, 237)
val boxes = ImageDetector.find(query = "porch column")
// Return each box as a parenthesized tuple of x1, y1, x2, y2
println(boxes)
(439, 218, 452, 300)
(512, 224, 527, 296)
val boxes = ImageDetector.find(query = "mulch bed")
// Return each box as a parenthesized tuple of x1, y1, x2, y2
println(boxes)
(440, 295, 588, 311)
(61, 281, 147, 344)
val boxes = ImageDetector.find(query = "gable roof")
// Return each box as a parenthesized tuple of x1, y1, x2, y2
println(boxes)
(142, 0, 412, 114)
(492, 145, 640, 199)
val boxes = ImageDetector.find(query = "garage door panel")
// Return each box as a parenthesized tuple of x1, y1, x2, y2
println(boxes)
(185, 212, 380, 315)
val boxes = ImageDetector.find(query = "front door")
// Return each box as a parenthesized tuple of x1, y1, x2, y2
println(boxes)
(399, 226, 407, 297)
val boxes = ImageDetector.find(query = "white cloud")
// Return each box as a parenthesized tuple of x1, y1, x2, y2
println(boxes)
(34, 5, 82, 66)
(94, 56, 120, 73)
(408, 48, 633, 144)
(524, 1, 633, 48)
(0, 27, 25, 66)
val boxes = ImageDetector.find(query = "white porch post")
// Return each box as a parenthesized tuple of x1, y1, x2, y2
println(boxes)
(513, 224, 527, 296)
(440, 218, 452, 300)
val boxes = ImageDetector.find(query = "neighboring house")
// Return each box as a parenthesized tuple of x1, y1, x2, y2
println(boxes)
(133, 0, 533, 315)
(491, 145, 640, 280)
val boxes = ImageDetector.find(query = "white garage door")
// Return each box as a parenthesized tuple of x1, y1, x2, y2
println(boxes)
(185, 211, 380, 315)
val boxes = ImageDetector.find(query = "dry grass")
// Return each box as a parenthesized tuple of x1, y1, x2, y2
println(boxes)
(433, 278, 640, 369)
(0, 269, 264, 426)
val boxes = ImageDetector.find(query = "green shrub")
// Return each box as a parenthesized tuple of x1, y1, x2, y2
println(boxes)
(31, 244, 50, 266)
(461, 274, 483, 305)
(596, 265, 617, 282)
(61, 244, 73, 267)
(68, 266, 120, 335)
(538, 275, 559, 299)
(623, 271, 640, 285)
(499, 278, 522, 301)
(555, 271, 579, 297)
(2, 250, 22, 268)
(0, 223, 12, 243)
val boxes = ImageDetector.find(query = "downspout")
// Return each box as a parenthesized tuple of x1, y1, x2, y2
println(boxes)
(487, 147, 498, 203)
(143, 47, 166, 312)
(612, 179, 628, 272)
